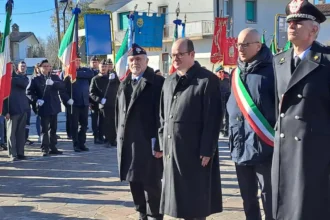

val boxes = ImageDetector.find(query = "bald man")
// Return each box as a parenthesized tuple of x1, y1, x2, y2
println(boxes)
(159, 38, 223, 219)
(226, 28, 275, 220)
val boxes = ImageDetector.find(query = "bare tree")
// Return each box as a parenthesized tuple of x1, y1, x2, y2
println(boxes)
(32, 37, 46, 58)
(44, 34, 60, 68)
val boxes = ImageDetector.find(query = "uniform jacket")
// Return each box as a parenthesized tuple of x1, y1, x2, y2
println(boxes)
(272, 41, 330, 220)
(60, 67, 94, 107)
(89, 68, 100, 110)
(89, 72, 120, 110)
(116, 67, 164, 183)
(26, 73, 64, 116)
(158, 62, 223, 218)
(3, 72, 29, 116)
(227, 45, 275, 165)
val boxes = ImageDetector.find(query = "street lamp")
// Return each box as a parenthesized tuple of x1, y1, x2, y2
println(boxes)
(60, 0, 69, 33)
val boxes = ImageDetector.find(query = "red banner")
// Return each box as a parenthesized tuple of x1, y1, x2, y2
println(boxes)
(210, 17, 228, 64)
(223, 37, 238, 66)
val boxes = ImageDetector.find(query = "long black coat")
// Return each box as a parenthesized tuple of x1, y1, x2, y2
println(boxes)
(26, 73, 64, 116)
(3, 73, 29, 116)
(272, 41, 330, 220)
(159, 62, 223, 218)
(116, 67, 164, 183)
(90, 73, 120, 110)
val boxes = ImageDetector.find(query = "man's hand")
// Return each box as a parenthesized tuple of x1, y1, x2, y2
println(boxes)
(37, 99, 45, 106)
(154, 151, 163, 158)
(5, 113, 10, 120)
(101, 98, 106, 105)
(67, 99, 74, 105)
(200, 156, 211, 167)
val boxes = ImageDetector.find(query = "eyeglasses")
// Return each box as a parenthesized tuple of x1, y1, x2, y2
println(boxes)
(236, 42, 260, 49)
(170, 51, 191, 59)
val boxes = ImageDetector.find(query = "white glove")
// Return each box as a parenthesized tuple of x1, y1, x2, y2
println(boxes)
(37, 99, 44, 106)
(67, 99, 74, 105)
(101, 98, 106, 105)
(109, 73, 116, 80)
(46, 79, 54, 86)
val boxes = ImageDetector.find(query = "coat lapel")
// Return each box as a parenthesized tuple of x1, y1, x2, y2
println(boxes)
(119, 74, 131, 112)
(286, 43, 321, 93)
(127, 68, 154, 114)
(276, 49, 293, 95)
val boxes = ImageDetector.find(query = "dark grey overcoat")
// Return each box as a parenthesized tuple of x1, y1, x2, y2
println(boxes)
(116, 67, 164, 183)
(159, 62, 223, 218)
(272, 41, 330, 220)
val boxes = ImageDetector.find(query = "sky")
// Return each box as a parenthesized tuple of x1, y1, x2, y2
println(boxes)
(0, 0, 328, 41)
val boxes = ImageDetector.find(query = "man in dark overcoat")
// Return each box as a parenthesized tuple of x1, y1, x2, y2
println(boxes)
(26, 59, 64, 156)
(60, 57, 94, 152)
(116, 44, 164, 220)
(90, 60, 119, 148)
(158, 38, 223, 220)
(272, 1, 330, 220)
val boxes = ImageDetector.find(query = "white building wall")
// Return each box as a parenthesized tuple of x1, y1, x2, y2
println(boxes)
(18, 36, 38, 60)
(319, 16, 330, 45)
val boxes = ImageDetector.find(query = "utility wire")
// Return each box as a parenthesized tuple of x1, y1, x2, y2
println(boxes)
(0, 8, 54, 15)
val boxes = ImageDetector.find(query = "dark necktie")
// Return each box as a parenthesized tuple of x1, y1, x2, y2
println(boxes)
(292, 56, 301, 74)
(132, 79, 138, 84)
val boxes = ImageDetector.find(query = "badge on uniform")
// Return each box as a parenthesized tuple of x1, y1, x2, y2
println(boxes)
(314, 55, 319, 61)
(279, 57, 285, 64)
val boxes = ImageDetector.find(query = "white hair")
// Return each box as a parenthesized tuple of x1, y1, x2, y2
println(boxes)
(127, 54, 148, 61)
(312, 20, 320, 39)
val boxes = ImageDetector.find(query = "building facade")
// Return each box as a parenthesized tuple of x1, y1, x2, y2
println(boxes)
(90, 0, 290, 74)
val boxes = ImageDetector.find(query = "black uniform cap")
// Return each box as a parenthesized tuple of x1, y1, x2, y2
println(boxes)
(40, 59, 49, 66)
(99, 59, 107, 65)
(91, 56, 99, 61)
(127, 43, 147, 56)
(106, 58, 113, 64)
(286, 0, 326, 23)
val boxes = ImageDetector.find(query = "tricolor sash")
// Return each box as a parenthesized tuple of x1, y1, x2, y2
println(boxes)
(232, 68, 275, 147)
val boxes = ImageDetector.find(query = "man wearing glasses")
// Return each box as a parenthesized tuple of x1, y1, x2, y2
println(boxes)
(27, 59, 64, 156)
(226, 28, 275, 220)
(159, 38, 223, 220)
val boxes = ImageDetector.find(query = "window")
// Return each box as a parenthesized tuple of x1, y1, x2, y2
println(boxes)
(223, 0, 233, 17)
(158, 6, 168, 24)
(246, 0, 257, 23)
(118, 12, 130, 30)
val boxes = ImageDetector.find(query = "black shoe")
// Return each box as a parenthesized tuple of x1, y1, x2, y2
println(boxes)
(67, 135, 72, 140)
(10, 156, 19, 161)
(80, 146, 89, 151)
(74, 146, 81, 152)
(43, 151, 49, 157)
(56, 135, 61, 139)
(17, 155, 27, 160)
(0, 144, 7, 151)
(139, 212, 147, 220)
(26, 139, 34, 145)
(49, 150, 63, 155)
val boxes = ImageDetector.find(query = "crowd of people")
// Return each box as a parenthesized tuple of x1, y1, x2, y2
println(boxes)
(1, 1, 330, 220)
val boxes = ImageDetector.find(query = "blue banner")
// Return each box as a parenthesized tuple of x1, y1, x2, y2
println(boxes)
(84, 14, 112, 55)
(133, 12, 165, 50)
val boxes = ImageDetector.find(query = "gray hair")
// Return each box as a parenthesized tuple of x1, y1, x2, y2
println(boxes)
(312, 20, 320, 39)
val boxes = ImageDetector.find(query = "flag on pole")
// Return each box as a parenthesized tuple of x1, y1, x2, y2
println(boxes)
(58, 14, 78, 83)
(115, 13, 134, 81)
(261, 31, 266, 44)
(0, 1, 13, 114)
(283, 41, 292, 51)
(270, 37, 277, 55)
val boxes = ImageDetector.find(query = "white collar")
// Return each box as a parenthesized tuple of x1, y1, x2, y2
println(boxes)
(294, 46, 311, 60)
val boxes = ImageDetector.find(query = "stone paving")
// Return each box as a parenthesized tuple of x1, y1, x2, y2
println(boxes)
(0, 113, 254, 220)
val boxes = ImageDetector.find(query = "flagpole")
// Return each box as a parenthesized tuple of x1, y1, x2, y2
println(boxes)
(109, 11, 116, 62)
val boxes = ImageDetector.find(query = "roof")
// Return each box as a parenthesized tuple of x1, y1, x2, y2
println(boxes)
(89, 0, 132, 11)
(316, 3, 330, 16)
(10, 32, 38, 43)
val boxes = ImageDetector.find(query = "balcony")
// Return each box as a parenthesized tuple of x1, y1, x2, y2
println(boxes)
(114, 20, 214, 45)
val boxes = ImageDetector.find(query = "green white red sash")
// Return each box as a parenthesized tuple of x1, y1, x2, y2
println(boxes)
(232, 68, 274, 147)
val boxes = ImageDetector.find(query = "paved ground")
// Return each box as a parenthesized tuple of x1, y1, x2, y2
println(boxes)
(0, 113, 253, 220)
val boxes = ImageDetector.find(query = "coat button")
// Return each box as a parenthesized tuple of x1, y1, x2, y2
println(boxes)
(167, 155, 170, 158)
(297, 94, 303, 98)
(120, 137, 124, 140)
(169, 115, 173, 118)
(294, 136, 300, 141)
(173, 95, 177, 99)
(123, 110, 126, 113)
(280, 133, 285, 138)
(121, 124, 124, 127)
(167, 135, 171, 139)
(294, 115, 300, 120)
(280, 113, 285, 118)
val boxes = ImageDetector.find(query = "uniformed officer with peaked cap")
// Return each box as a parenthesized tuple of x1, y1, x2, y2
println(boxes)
(272, 1, 330, 219)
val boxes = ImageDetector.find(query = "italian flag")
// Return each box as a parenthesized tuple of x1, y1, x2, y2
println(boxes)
(283, 41, 292, 51)
(115, 29, 130, 81)
(0, 6, 13, 114)
(270, 37, 277, 55)
(58, 14, 77, 83)
(232, 68, 274, 147)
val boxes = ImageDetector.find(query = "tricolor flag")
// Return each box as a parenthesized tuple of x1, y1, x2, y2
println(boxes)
(260, 31, 266, 44)
(270, 36, 277, 55)
(283, 41, 292, 51)
(58, 14, 78, 83)
(0, 1, 13, 114)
